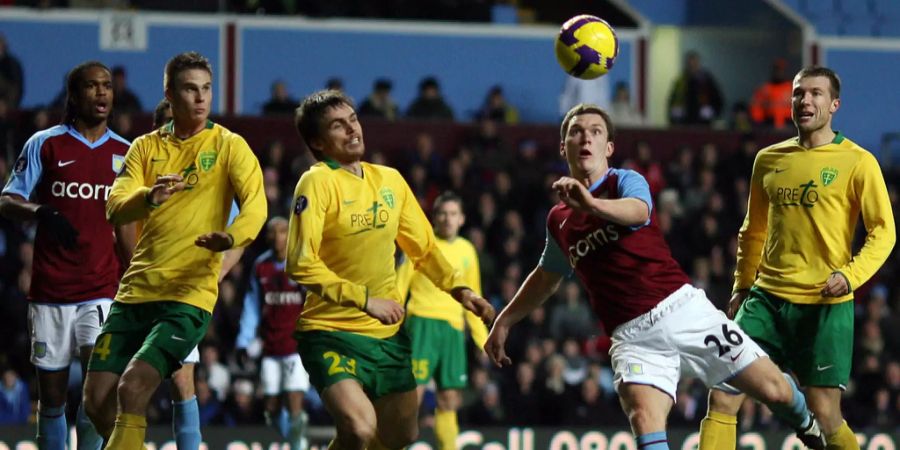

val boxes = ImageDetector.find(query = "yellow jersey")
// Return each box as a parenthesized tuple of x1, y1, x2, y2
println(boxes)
(107, 121, 267, 312)
(734, 132, 895, 304)
(398, 236, 488, 348)
(286, 160, 466, 339)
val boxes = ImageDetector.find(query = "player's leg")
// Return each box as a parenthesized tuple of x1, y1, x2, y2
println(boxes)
(108, 302, 210, 449)
(321, 379, 378, 450)
(373, 388, 419, 449)
(788, 301, 856, 449)
(283, 354, 311, 450)
(171, 349, 201, 450)
(434, 389, 461, 450)
(29, 303, 75, 450)
(431, 319, 467, 450)
(617, 384, 673, 450)
(261, 356, 288, 438)
(700, 389, 742, 450)
(74, 301, 112, 450)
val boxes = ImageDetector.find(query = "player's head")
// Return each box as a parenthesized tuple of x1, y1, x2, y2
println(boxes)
(432, 191, 465, 240)
(792, 66, 841, 135)
(152, 98, 172, 129)
(62, 61, 112, 126)
(164, 52, 213, 125)
(295, 90, 363, 163)
(559, 103, 616, 179)
(266, 216, 289, 255)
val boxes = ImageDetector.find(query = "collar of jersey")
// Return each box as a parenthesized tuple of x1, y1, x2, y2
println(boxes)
(794, 130, 844, 149)
(322, 157, 341, 170)
(587, 168, 612, 193)
(162, 119, 215, 137)
(66, 124, 111, 149)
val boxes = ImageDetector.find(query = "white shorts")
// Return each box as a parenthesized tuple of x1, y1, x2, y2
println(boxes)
(261, 354, 310, 396)
(29, 300, 113, 370)
(609, 284, 765, 400)
(183, 346, 200, 364)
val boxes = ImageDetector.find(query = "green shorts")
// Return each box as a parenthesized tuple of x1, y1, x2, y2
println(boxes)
(407, 315, 468, 389)
(87, 301, 211, 379)
(296, 329, 416, 399)
(735, 287, 853, 388)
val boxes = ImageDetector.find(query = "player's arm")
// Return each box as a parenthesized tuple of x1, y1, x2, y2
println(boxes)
(285, 173, 368, 310)
(394, 178, 493, 323)
(235, 266, 262, 351)
(462, 243, 489, 349)
(220, 137, 266, 249)
(107, 139, 184, 225)
(733, 152, 769, 293)
(1, 134, 79, 248)
(828, 153, 896, 294)
(551, 170, 651, 227)
(219, 200, 244, 281)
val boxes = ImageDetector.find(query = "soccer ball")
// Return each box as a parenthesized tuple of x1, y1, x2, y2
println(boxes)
(555, 14, 619, 79)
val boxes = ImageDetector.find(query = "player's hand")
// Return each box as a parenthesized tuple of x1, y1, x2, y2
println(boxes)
(365, 297, 405, 325)
(726, 290, 749, 319)
(36, 205, 79, 249)
(821, 272, 850, 297)
(147, 174, 186, 206)
(552, 177, 596, 213)
(195, 232, 234, 252)
(453, 288, 496, 326)
(484, 322, 512, 368)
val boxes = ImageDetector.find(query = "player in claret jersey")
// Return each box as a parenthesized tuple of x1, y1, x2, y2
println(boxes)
(484, 104, 826, 450)
(0, 61, 134, 450)
(235, 216, 310, 450)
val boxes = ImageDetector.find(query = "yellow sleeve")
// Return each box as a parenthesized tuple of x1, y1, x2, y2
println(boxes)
(225, 136, 267, 248)
(462, 243, 488, 348)
(733, 153, 769, 292)
(286, 172, 368, 309)
(107, 139, 152, 226)
(395, 178, 466, 292)
(837, 153, 896, 290)
(395, 252, 414, 300)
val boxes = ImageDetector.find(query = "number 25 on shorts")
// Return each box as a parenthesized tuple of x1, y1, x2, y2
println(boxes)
(93, 334, 113, 361)
(323, 351, 357, 376)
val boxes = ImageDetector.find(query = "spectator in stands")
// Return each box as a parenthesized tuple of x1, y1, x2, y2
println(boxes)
(478, 85, 519, 124)
(547, 281, 594, 343)
(750, 58, 793, 129)
(407, 76, 454, 120)
(358, 78, 399, 120)
(502, 362, 541, 425)
(0, 34, 24, 108)
(610, 81, 642, 127)
(262, 80, 298, 116)
(559, 76, 610, 118)
(667, 51, 723, 125)
(111, 65, 143, 113)
(0, 368, 30, 424)
(325, 76, 344, 92)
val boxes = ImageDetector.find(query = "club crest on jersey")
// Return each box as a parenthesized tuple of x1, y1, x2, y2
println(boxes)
(14, 157, 27, 173)
(199, 150, 218, 172)
(33, 341, 47, 358)
(379, 187, 395, 209)
(820, 167, 838, 186)
(294, 195, 308, 215)
(112, 154, 125, 174)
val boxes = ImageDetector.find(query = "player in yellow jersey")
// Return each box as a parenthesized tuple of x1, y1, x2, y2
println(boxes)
(287, 90, 494, 450)
(396, 191, 488, 450)
(699, 67, 896, 450)
(82, 52, 267, 449)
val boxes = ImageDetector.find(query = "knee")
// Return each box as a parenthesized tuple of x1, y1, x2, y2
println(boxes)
(626, 404, 665, 431)
(83, 393, 103, 422)
(708, 389, 744, 414)
(171, 372, 195, 401)
(384, 423, 418, 449)
(339, 416, 378, 448)
(755, 377, 793, 406)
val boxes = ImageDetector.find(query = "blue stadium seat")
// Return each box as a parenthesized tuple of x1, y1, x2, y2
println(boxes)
(841, 16, 877, 35)
(872, 0, 900, 18)
(873, 18, 900, 36)
(813, 16, 844, 35)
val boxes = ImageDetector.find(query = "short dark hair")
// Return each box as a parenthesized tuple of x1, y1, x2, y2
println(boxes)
(62, 61, 110, 125)
(294, 89, 355, 161)
(560, 103, 616, 141)
(795, 66, 841, 99)
(432, 191, 463, 215)
(152, 98, 171, 129)
(164, 52, 213, 91)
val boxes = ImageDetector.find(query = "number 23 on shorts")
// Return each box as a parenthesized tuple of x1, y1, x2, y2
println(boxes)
(323, 351, 357, 376)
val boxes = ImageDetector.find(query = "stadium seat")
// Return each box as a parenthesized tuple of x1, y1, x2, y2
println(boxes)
(872, 0, 900, 19)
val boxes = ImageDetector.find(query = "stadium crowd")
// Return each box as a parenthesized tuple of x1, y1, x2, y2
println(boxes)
(1, 88, 899, 433)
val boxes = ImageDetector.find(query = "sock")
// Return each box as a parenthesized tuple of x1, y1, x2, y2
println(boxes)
(173, 396, 202, 450)
(76, 403, 104, 450)
(636, 431, 669, 450)
(826, 420, 860, 450)
(37, 404, 67, 450)
(106, 413, 147, 449)
(434, 409, 459, 450)
(279, 408, 290, 438)
(699, 410, 737, 450)
(767, 373, 811, 429)
(288, 411, 308, 450)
